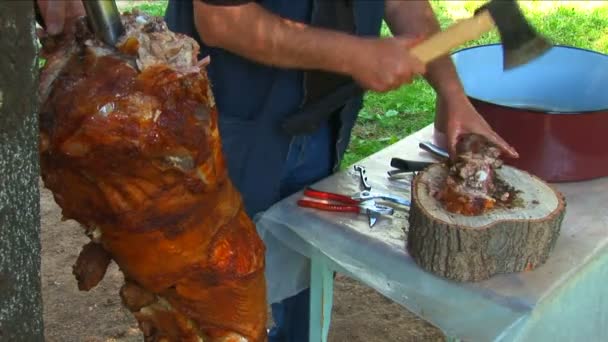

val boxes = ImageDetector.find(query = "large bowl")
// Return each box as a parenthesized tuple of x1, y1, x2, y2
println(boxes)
(449, 44, 608, 182)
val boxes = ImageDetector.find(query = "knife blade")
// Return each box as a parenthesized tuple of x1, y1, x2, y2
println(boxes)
(419, 141, 449, 159)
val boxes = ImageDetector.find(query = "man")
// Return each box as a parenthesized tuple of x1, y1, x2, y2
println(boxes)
(38, 1, 518, 341)
(165, 3, 518, 340)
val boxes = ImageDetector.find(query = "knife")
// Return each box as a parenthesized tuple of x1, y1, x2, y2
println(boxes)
(418, 141, 449, 159)
(387, 142, 448, 176)
(389, 158, 433, 174)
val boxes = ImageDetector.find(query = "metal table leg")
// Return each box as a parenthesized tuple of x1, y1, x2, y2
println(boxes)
(309, 251, 335, 342)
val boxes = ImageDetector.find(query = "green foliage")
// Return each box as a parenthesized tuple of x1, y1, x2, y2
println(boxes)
(117, 0, 167, 16)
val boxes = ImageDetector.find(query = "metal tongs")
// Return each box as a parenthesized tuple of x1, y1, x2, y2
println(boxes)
(83, 0, 125, 46)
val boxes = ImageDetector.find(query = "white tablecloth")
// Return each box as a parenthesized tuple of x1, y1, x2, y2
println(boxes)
(255, 124, 608, 340)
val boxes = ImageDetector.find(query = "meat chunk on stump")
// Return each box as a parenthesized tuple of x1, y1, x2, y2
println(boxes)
(38, 10, 267, 342)
(435, 133, 514, 216)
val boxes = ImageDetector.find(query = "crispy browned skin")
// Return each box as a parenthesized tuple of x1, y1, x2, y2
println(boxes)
(39, 12, 267, 341)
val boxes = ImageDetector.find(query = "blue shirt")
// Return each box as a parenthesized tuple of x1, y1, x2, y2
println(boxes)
(165, 0, 385, 215)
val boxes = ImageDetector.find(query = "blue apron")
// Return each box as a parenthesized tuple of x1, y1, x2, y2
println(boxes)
(165, 0, 385, 217)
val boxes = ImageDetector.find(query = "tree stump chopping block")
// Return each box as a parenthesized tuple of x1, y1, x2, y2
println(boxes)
(407, 163, 566, 282)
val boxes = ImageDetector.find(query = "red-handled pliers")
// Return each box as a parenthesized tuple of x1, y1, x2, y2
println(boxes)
(297, 188, 394, 227)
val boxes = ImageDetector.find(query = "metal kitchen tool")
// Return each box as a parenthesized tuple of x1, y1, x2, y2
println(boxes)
(419, 141, 449, 159)
(83, 0, 125, 46)
(352, 190, 411, 207)
(387, 141, 448, 177)
(354, 165, 371, 191)
(297, 188, 394, 228)
(388, 159, 433, 175)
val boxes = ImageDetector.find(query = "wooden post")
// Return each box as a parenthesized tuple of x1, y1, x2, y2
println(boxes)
(0, 1, 44, 340)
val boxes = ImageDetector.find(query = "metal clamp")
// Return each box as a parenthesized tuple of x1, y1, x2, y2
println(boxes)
(353, 165, 371, 191)
(352, 190, 411, 207)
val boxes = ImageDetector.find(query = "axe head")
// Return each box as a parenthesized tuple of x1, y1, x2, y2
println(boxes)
(476, 0, 552, 70)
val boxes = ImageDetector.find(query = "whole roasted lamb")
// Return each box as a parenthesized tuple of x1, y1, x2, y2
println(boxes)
(39, 10, 267, 341)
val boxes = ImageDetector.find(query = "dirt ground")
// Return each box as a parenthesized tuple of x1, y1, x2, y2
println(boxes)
(40, 180, 444, 342)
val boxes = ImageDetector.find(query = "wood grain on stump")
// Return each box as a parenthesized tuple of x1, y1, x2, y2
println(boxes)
(407, 163, 566, 282)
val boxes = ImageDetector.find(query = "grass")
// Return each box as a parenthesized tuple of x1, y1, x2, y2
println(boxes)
(116, 0, 608, 167)
(116, 0, 167, 15)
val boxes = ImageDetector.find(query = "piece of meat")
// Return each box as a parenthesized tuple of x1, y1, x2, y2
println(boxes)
(435, 134, 506, 216)
(72, 241, 112, 291)
(39, 10, 267, 341)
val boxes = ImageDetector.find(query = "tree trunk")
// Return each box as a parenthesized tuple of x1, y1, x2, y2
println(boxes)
(407, 164, 566, 282)
(0, 1, 44, 340)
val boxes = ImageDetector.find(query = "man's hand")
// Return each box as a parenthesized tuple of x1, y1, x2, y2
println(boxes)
(438, 97, 519, 159)
(350, 37, 426, 92)
(37, 0, 85, 35)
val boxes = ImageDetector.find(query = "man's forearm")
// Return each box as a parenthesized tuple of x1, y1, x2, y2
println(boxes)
(384, 0, 467, 103)
(193, 2, 362, 76)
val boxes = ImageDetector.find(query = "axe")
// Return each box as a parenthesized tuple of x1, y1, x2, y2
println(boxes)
(282, 0, 552, 135)
(410, 0, 552, 70)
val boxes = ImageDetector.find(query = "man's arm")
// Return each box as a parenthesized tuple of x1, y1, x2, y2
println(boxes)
(194, 1, 356, 74)
(193, 0, 425, 92)
(384, 0, 468, 104)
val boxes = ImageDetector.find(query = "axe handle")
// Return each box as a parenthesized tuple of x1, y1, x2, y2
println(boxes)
(410, 10, 495, 64)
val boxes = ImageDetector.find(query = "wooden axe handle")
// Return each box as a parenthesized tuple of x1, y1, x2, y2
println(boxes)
(410, 10, 495, 64)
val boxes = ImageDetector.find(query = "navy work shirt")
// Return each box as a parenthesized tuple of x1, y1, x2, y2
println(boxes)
(165, 0, 385, 216)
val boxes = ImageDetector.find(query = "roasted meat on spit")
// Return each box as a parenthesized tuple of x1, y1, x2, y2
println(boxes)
(38, 11, 267, 341)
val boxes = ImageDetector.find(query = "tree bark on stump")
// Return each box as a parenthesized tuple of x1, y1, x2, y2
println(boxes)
(0, 1, 44, 340)
(407, 164, 566, 282)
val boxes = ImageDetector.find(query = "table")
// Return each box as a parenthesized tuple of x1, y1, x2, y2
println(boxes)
(255, 124, 608, 342)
